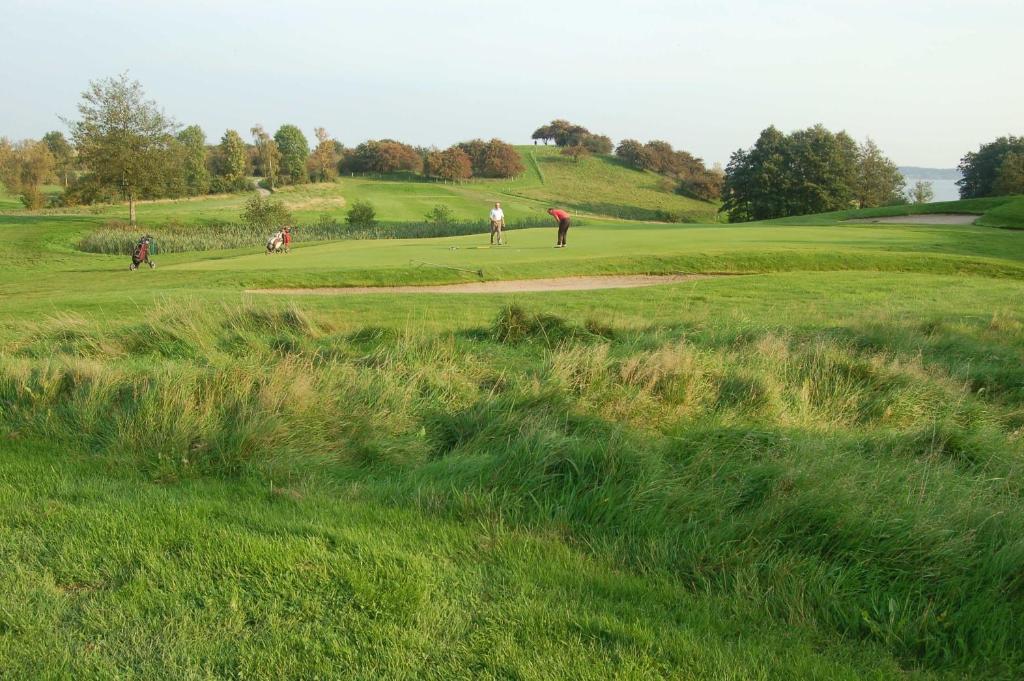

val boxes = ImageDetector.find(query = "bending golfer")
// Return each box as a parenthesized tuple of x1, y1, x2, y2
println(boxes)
(489, 202, 506, 245)
(547, 207, 571, 248)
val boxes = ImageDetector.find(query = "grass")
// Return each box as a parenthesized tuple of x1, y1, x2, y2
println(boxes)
(774, 194, 1024, 228)
(2, 182, 1024, 678)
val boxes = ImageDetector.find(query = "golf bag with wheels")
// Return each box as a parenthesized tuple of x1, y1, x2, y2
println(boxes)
(266, 230, 284, 254)
(130, 236, 155, 271)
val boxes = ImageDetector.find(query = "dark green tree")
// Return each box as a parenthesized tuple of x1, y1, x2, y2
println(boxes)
(274, 124, 310, 184)
(346, 200, 376, 227)
(958, 136, 1024, 198)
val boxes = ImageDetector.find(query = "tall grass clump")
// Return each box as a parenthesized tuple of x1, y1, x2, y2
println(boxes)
(2, 302, 1023, 675)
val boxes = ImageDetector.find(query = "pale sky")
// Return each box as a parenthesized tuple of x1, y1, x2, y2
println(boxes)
(2, 0, 1021, 167)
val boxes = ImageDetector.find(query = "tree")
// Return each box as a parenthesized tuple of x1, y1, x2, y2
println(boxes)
(213, 129, 248, 191)
(42, 131, 75, 187)
(241, 194, 292, 231)
(425, 146, 473, 182)
(855, 138, 905, 208)
(909, 180, 934, 204)
(342, 140, 422, 174)
(251, 124, 280, 189)
(722, 124, 859, 222)
(958, 136, 1024, 198)
(616, 139, 651, 170)
(309, 127, 340, 183)
(457, 139, 524, 178)
(0, 139, 55, 209)
(274, 124, 310, 184)
(532, 120, 606, 147)
(64, 73, 179, 224)
(176, 125, 210, 196)
(581, 134, 613, 155)
(678, 170, 724, 202)
(561, 144, 590, 163)
(994, 151, 1024, 196)
(347, 200, 376, 227)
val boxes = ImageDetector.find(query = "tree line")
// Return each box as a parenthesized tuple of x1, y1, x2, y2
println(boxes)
(0, 74, 527, 222)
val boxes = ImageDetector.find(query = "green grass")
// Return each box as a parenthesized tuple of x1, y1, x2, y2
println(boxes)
(774, 195, 1024, 228)
(2, 186, 1024, 678)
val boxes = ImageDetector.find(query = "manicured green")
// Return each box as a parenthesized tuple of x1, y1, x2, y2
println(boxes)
(2, 187, 1024, 679)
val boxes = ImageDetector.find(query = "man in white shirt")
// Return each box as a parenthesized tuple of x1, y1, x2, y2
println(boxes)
(489, 202, 506, 245)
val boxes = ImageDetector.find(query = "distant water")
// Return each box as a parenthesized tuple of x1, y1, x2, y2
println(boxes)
(901, 177, 960, 202)
(898, 168, 961, 202)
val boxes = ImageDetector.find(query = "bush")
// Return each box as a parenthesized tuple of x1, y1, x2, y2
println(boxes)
(347, 200, 377, 227)
(424, 204, 454, 225)
(241, 194, 292, 231)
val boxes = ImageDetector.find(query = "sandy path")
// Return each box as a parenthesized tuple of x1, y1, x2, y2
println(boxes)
(247, 274, 718, 295)
(844, 213, 978, 225)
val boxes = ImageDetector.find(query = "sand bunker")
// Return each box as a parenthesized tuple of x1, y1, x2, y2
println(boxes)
(844, 213, 978, 225)
(247, 274, 718, 295)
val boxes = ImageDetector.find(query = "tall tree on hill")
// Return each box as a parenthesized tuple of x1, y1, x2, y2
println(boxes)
(993, 151, 1024, 196)
(615, 139, 651, 170)
(309, 127, 340, 183)
(214, 129, 248, 190)
(250, 124, 280, 189)
(274, 124, 310, 184)
(64, 73, 178, 225)
(855, 138, 905, 208)
(958, 136, 1024, 198)
(177, 125, 210, 196)
(42, 131, 75, 188)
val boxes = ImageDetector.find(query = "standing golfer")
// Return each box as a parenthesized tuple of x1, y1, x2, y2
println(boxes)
(547, 207, 571, 248)
(489, 202, 506, 245)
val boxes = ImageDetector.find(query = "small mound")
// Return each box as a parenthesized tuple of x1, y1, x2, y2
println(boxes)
(843, 213, 979, 225)
(247, 274, 718, 296)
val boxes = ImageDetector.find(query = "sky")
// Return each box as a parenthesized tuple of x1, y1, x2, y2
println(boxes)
(1, 0, 1021, 167)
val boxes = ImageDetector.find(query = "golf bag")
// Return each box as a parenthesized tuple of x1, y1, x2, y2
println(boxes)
(130, 236, 155, 271)
(266, 230, 284, 254)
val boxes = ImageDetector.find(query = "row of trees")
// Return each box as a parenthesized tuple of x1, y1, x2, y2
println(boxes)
(338, 138, 525, 182)
(531, 119, 613, 153)
(958, 136, 1024, 198)
(721, 125, 906, 222)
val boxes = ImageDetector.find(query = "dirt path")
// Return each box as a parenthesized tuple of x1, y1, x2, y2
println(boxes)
(247, 274, 719, 295)
(844, 213, 979, 225)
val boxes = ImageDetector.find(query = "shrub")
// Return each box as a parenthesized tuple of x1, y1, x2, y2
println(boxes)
(347, 200, 377, 227)
(241, 194, 292, 231)
(424, 204, 454, 225)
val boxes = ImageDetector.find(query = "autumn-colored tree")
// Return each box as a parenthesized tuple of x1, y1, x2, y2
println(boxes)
(425, 146, 473, 181)
(457, 139, 524, 178)
(615, 139, 651, 170)
(251, 124, 281, 189)
(342, 140, 422, 174)
(309, 127, 340, 182)
(0, 138, 55, 208)
(561, 144, 590, 163)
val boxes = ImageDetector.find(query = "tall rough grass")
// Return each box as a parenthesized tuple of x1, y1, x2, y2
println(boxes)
(1, 302, 1023, 676)
(76, 217, 556, 254)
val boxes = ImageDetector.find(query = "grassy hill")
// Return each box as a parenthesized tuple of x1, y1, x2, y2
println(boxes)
(2, 183, 1024, 677)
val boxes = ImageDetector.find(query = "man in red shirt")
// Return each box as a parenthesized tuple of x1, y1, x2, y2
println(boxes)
(282, 225, 292, 253)
(547, 208, 571, 248)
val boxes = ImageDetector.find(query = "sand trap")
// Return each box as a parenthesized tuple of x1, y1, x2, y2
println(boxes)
(247, 274, 718, 295)
(844, 213, 978, 225)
